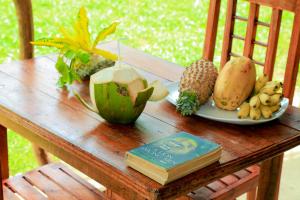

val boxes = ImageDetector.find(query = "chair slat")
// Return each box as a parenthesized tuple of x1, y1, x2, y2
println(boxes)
(24, 170, 78, 200)
(232, 34, 245, 41)
(248, 0, 298, 13)
(3, 187, 19, 200)
(264, 9, 282, 80)
(283, 12, 300, 102)
(5, 175, 48, 200)
(256, 20, 270, 28)
(39, 163, 102, 200)
(244, 3, 260, 58)
(207, 180, 227, 192)
(253, 40, 268, 47)
(234, 15, 248, 22)
(221, 0, 237, 67)
(203, 0, 221, 61)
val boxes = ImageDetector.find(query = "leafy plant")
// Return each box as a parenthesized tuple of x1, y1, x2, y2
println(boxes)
(31, 7, 119, 87)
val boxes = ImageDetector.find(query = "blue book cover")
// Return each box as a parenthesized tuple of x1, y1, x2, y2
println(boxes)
(128, 132, 221, 170)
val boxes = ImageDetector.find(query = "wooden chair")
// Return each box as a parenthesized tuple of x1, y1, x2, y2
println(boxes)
(184, 0, 299, 199)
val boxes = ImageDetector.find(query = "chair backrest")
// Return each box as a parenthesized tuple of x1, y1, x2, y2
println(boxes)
(203, 0, 300, 104)
(13, 0, 34, 60)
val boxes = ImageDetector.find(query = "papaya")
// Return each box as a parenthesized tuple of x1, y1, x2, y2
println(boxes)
(213, 57, 256, 110)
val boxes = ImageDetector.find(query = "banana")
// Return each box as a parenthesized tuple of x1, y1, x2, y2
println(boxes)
(270, 104, 281, 113)
(255, 74, 269, 94)
(250, 107, 261, 120)
(260, 105, 273, 119)
(238, 102, 250, 119)
(269, 94, 282, 106)
(259, 93, 271, 105)
(260, 84, 277, 95)
(249, 95, 260, 109)
(265, 81, 283, 90)
(275, 87, 283, 95)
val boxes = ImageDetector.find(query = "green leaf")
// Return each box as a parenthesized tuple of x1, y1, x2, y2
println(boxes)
(55, 56, 81, 87)
(55, 57, 68, 74)
(92, 21, 119, 48)
(64, 50, 77, 60)
(76, 51, 91, 64)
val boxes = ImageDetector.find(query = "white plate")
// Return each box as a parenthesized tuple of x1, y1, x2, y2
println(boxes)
(166, 82, 289, 125)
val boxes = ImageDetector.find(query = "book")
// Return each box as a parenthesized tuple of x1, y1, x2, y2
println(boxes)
(125, 132, 222, 185)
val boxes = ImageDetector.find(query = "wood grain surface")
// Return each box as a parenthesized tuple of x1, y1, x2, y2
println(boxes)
(0, 42, 299, 199)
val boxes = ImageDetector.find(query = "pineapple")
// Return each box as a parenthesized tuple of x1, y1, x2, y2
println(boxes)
(176, 59, 218, 116)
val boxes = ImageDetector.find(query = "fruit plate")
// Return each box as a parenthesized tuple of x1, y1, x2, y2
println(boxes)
(166, 82, 289, 125)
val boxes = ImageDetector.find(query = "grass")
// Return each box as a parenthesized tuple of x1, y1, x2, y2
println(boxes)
(0, 0, 299, 175)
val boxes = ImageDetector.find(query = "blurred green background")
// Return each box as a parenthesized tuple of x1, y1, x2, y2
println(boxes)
(0, 0, 299, 175)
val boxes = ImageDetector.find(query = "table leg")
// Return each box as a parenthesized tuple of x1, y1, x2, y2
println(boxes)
(0, 125, 9, 180)
(32, 145, 50, 165)
(0, 162, 3, 200)
(105, 189, 124, 200)
(256, 154, 283, 200)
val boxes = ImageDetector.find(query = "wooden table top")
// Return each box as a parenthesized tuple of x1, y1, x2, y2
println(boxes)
(0, 41, 299, 200)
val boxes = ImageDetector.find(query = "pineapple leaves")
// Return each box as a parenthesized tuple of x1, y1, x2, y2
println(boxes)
(92, 21, 120, 48)
(176, 91, 200, 116)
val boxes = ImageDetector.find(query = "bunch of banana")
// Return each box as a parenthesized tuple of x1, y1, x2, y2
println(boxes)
(238, 74, 283, 120)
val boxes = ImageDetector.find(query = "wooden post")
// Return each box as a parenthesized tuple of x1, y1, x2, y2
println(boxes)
(13, 0, 34, 60)
(13, 0, 50, 165)
(264, 9, 282, 80)
(244, 3, 259, 58)
(32, 145, 50, 165)
(203, 0, 221, 61)
(221, 0, 237, 68)
(283, 12, 300, 103)
(0, 125, 8, 180)
(256, 154, 284, 200)
(0, 160, 3, 200)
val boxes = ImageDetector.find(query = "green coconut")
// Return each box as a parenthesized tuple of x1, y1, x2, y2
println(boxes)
(75, 63, 169, 124)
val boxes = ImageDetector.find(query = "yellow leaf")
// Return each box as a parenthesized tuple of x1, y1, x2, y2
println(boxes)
(59, 27, 75, 41)
(31, 38, 65, 49)
(77, 7, 91, 47)
(92, 48, 118, 61)
(93, 21, 120, 48)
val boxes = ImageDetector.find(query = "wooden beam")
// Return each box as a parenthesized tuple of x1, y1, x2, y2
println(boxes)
(203, 0, 221, 61)
(13, 0, 34, 59)
(0, 125, 8, 180)
(221, 0, 237, 68)
(256, 154, 284, 200)
(244, 3, 260, 58)
(283, 12, 300, 103)
(264, 9, 282, 79)
(248, 0, 297, 13)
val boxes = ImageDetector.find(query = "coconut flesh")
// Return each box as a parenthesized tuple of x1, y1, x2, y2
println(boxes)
(77, 62, 168, 124)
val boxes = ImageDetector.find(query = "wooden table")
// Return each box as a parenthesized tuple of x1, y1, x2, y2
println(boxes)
(0, 41, 299, 200)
